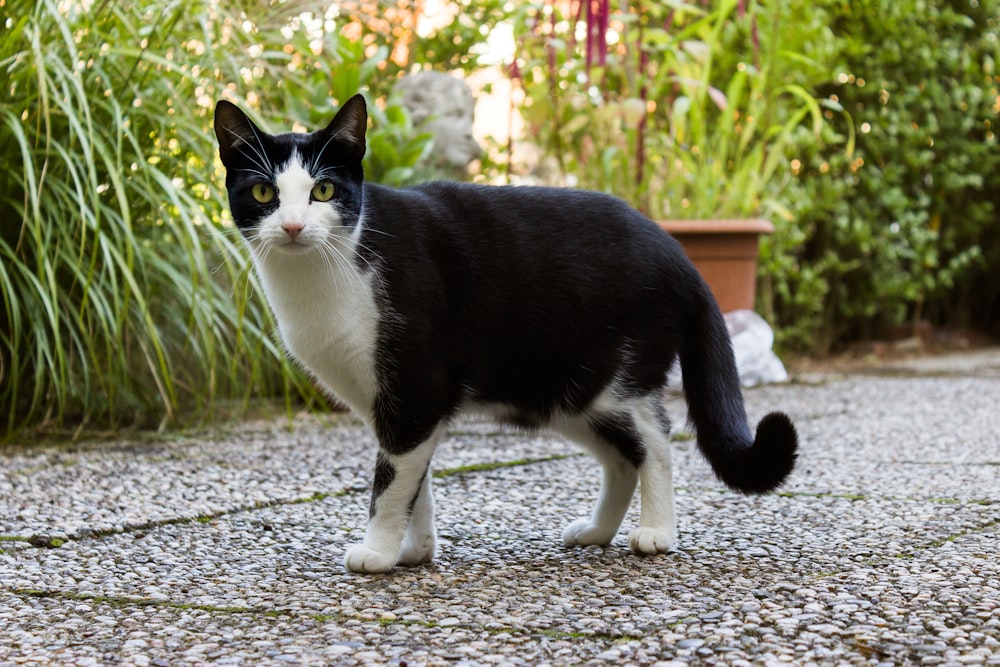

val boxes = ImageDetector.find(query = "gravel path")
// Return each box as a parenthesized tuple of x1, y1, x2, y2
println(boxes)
(1, 349, 998, 666)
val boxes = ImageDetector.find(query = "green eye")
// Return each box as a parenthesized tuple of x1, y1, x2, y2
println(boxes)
(311, 181, 335, 202)
(251, 183, 275, 204)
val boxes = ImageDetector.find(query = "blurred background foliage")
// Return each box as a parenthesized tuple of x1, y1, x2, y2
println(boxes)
(759, 0, 1000, 351)
(0, 0, 997, 438)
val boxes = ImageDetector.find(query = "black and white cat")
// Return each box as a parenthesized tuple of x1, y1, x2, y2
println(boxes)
(214, 94, 798, 573)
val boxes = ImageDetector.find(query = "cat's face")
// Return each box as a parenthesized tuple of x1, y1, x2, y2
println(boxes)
(213, 95, 368, 257)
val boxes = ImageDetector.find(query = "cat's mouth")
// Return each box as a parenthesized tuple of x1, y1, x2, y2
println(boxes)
(250, 234, 315, 256)
(265, 223, 317, 254)
(272, 237, 316, 254)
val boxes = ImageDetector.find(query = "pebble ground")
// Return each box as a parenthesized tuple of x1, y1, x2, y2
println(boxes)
(1, 349, 998, 666)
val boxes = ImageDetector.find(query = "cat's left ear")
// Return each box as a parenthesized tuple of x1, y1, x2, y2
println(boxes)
(214, 100, 266, 165)
(322, 94, 367, 161)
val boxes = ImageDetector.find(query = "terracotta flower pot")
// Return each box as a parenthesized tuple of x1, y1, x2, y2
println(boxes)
(657, 219, 774, 313)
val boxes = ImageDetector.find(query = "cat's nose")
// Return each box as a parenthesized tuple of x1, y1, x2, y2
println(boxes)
(282, 222, 304, 239)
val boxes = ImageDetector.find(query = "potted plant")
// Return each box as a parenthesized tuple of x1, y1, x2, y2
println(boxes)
(511, 0, 829, 311)
(657, 218, 773, 312)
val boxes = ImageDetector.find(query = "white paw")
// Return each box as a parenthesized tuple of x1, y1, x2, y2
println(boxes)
(397, 534, 436, 566)
(562, 518, 616, 547)
(343, 544, 397, 573)
(627, 527, 675, 555)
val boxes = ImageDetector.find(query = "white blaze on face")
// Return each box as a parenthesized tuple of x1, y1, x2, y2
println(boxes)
(253, 153, 343, 254)
(274, 158, 314, 225)
(245, 152, 378, 422)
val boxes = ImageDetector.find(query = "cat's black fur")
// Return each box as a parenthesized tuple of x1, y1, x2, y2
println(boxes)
(360, 181, 768, 472)
(215, 94, 798, 572)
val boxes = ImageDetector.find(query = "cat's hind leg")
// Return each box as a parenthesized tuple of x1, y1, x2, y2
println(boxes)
(626, 396, 676, 555)
(344, 430, 441, 573)
(556, 415, 640, 548)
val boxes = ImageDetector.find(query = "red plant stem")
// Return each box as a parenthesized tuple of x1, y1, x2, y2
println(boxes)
(583, 0, 610, 74)
(583, 0, 594, 76)
(585, 0, 593, 73)
(597, 0, 608, 66)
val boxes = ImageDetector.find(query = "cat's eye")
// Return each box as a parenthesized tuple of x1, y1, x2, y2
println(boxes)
(311, 181, 335, 202)
(251, 183, 276, 204)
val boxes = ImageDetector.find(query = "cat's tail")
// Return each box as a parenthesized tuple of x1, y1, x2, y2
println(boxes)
(678, 292, 798, 494)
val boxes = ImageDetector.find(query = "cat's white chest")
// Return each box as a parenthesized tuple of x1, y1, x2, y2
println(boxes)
(255, 250, 380, 422)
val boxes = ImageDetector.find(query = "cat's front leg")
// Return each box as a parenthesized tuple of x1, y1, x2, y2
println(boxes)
(344, 439, 438, 573)
(397, 472, 437, 566)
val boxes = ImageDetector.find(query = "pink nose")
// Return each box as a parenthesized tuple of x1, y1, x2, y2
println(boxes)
(282, 222, 304, 239)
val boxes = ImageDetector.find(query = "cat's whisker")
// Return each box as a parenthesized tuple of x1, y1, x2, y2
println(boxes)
(314, 246, 354, 297)
(221, 125, 273, 178)
(220, 259, 256, 301)
(219, 227, 249, 243)
(245, 123, 274, 173)
(208, 229, 255, 275)
(358, 225, 393, 238)
(238, 230, 267, 255)
(319, 237, 365, 296)
(234, 150, 272, 182)
(317, 164, 340, 176)
(232, 225, 272, 263)
(311, 235, 340, 273)
(235, 166, 272, 182)
(211, 245, 248, 276)
(350, 241, 384, 275)
(311, 133, 342, 172)
(255, 242, 273, 267)
(351, 234, 383, 256)
(336, 239, 369, 294)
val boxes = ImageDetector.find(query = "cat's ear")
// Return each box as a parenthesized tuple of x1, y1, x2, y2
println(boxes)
(321, 94, 367, 161)
(214, 100, 265, 165)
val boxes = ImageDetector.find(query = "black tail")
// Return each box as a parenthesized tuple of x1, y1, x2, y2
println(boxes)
(679, 286, 798, 494)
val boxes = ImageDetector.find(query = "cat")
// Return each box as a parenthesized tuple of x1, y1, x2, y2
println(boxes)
(213, 93, 798, 573)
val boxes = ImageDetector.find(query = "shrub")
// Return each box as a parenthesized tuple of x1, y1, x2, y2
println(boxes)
(763, 0, 1000, 350)
(0, 0, 433, 437)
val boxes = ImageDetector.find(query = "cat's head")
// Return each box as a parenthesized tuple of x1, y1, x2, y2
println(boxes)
(213, 94, 368, 256)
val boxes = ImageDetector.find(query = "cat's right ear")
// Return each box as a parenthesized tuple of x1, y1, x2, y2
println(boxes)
(322, 94, 368, 161)
(214, 100, 265, 165)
